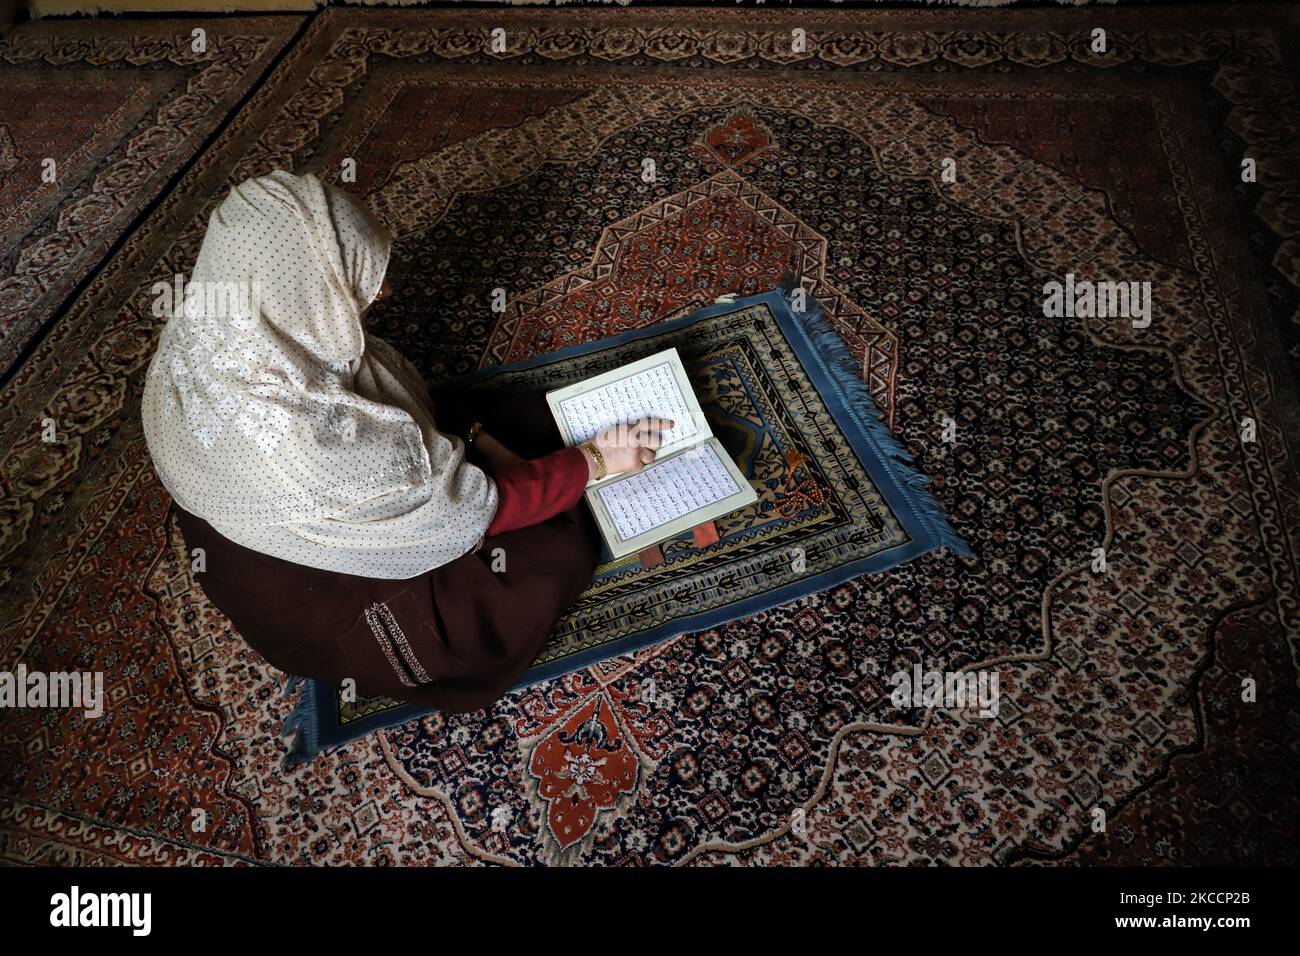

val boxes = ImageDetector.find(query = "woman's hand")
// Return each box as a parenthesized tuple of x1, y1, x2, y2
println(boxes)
(585, 417, 675, 478)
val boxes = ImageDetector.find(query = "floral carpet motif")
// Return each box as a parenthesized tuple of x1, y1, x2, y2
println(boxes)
(1, 6, 1299, 866)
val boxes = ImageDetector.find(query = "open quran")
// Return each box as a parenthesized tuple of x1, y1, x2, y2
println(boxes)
(546, 348, 758, 559)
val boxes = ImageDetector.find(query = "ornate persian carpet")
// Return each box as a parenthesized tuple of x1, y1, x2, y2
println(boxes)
(2, 6, 1300, 866)
(290, 290, 968, 762)
(0, 16, 305, 378)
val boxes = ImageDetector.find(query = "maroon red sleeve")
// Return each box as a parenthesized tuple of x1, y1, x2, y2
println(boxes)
(486, 446, 590, 536)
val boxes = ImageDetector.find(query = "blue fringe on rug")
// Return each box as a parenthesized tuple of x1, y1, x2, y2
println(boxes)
(281, 287, 971, 767)
(282, 676, 319, 770)
(784, 287, 973, 561)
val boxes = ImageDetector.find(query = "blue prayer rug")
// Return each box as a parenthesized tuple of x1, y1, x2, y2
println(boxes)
(284, 289, 969, 763)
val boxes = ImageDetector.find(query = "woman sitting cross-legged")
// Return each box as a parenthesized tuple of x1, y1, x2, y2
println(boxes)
(141, 170, 670, 713)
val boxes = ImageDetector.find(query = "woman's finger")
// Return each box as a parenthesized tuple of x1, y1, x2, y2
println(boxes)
(630, 417, 675, 444)
(639, 447, 656, 465)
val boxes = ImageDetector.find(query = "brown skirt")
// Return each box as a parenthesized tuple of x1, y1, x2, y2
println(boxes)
(174, 388, 599, 714)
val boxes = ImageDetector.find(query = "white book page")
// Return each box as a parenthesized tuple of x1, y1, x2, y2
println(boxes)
(596, 443, 741, 541)
(557, 360, 699, 448)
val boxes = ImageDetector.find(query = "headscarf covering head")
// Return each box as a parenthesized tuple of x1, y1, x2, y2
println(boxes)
(185, 171, 386, 363)
(142, 170, 497, 578)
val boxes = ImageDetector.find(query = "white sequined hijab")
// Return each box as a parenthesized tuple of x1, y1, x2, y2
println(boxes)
(142, 170, 497, 579)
